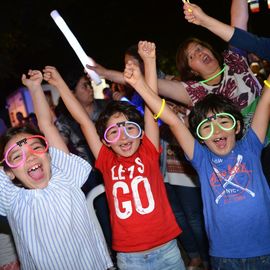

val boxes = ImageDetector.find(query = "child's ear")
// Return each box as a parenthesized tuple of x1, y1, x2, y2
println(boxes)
(140, 130, 145, 138)
(5, 170, 15, 181)
(102, 139, 111, 147)
(235, 120, 241, 135)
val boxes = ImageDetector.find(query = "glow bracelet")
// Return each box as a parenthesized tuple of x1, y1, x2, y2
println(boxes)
(264, 80, 270, 89)
(50, 10, 101, 85)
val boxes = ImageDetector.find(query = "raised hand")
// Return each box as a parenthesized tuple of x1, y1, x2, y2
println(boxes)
(123, 60, 145, 89)
(21, 70, 43, 89)
(183, 2, 208, 26)
(138, 41, 156, 60)
(86, 62, 107, 78)
(43, 66, 65, 88)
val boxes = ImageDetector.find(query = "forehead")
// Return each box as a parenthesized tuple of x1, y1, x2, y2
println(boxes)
(75, 76, 90, 87)
(107, 113, 128, 127)
(186, 42, 202, 54)
(124, 54, 139, 64)
(4, 133, 37, 152)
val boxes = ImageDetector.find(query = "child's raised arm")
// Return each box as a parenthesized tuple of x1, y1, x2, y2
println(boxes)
(124, 61, 195, 160)
(137, 41, 159, 150)
(251, 76, 270, 143)
(22, 70, 69, 153)
(43, 66, 102, 158)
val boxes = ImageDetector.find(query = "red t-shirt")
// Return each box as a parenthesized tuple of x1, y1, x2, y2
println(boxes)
(96, 135, 181, 252)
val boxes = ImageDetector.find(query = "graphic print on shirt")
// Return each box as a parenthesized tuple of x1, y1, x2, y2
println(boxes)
(111, 157, 155, 219)
(210, 154, 255, 204)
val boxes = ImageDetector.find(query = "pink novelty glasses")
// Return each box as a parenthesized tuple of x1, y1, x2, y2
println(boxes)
(104, 121, 142, 144)
(1, 135, 49, 168)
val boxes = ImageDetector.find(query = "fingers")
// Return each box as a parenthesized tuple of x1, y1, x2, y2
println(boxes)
(138, 40, 156, 56)
(27, 70, 41, 76)
(42, 66, 59, 82)
(124, 67, 133, 79)
(124, 61, 135, 79)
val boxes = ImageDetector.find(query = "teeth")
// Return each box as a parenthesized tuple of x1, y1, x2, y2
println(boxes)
(28, 164, 41, 172)
(120, 142, 131, 147)
(214, 137, 225, 142)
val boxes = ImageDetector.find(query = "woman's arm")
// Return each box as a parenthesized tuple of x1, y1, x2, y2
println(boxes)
(157, 79, 192, 106)
(87, 62, 126, 84)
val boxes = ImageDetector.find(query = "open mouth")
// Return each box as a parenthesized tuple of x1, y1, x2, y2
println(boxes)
(213, 137, 227, 149)
(202, 55, 211, 64)
(27, 163, 45, 181)
(119, 142, 132, 151)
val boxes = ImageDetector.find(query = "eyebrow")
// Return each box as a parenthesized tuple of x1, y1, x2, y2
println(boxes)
(187, 44, 200, 55)
(28, 140, 43, 147)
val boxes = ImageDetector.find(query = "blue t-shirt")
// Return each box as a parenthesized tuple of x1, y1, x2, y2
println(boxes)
(191, 128, 270, 258)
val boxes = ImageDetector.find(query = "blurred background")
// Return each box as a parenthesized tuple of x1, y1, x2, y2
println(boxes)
(0, 0, 269, 129)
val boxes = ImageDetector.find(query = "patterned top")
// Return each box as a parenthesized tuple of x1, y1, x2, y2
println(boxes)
(184, 50, 261, 109)
(55, 100, 108, 166)
(0, 148, 112, 270)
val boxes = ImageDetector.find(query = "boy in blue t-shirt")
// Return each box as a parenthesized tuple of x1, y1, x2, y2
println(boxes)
(126, 57, 270, 270)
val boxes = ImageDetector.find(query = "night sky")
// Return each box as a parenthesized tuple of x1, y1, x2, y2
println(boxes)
(1, 0, 269, 124)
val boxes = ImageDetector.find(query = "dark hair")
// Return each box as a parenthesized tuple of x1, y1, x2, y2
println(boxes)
(54, 97, 73, 119)
(125, 44, 145, 74)
(95, 101, 144, 140)
(65, 70, 88, 91)
(188, 94, 244, 141)
(176, 37, 223, 81)
(0, 125, 46, 186)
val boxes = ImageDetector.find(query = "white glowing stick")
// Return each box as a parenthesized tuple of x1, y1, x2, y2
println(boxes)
(50, 10, 101, 85)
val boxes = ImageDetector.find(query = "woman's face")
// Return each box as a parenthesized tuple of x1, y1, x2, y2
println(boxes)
(186, 42, 220, 79)
(124, 54, 139, 66)
(74, 76, 94, 106)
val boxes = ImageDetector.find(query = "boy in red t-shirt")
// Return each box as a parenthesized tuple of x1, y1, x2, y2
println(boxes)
(43, 41, 184, 270)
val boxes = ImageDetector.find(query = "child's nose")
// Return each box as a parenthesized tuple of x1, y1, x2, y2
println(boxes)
(195, 50, 202, 57)
(119, 128, 128, 140)
(25, 151, 37, 163)
(213, 123, 222, 134)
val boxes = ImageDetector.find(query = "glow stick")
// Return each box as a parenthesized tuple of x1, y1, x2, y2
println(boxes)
(50, 10, 101, 85)
(182, 0, 192, 13)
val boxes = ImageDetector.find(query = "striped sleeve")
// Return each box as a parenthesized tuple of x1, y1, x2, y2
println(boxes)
(0, 170, 18, 216)
(49, 147, 92, 187)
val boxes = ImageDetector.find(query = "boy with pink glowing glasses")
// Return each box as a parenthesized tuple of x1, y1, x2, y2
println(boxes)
(43, 41, 185, 270)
